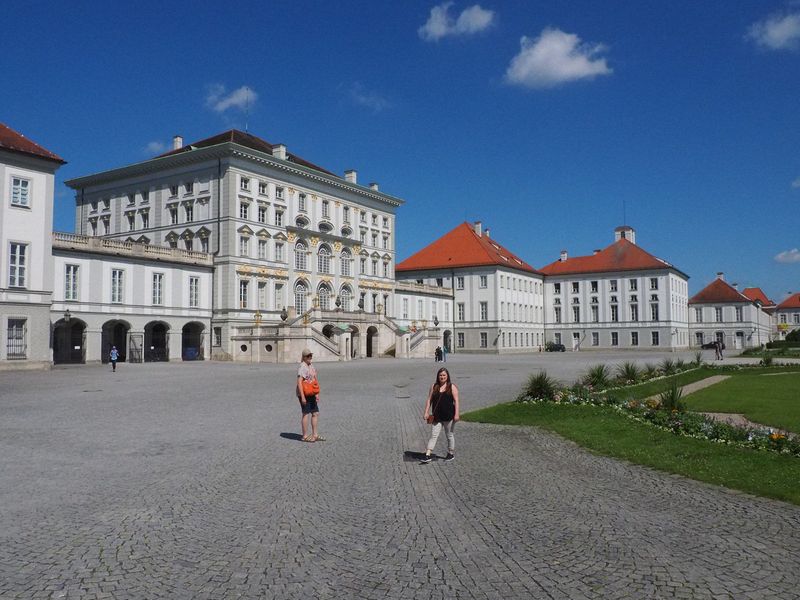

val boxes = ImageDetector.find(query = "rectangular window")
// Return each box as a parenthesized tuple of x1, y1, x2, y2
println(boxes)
(383, 216, 389, 228)
(127, 213, 135, 231)
(591, 305, 599, 322)
(322, 200, 329, 218)
(456, 276, 465, 290)
(794, 314, 800, 325)
(152, 272, 163, 305)
(239, 280, 249, 308)
(201, 237, 209, 253)
(554, 333, 562, 345)
(629, 279, 638, 291)
(185, 182, 193, 195)
(457, 303, 465, 321)
(650, 277, 658, 290)
(371, 214, 378, 226)
(274, 283, 284, 310)
(371, 259, 378, 276)
(383, 235, 389, 250)
(11, 177, 30, 207)
(189, 276, 199, 308)
(258, 206, 267, 223)
(715, 307, 723, 322)
(571, 282, 579, 294)
(630, 304, 638, 322)
(170, 184, 178, 197)
(631, 331, 639, 346)
(239, 236, 249, 257)
(9, 243, 28, 288)
(65, 264, 79, 301)
(141, 212, 149, 229)
(275, 211, 283, 227)
(610, 279, 618, 292)
(169, 206, 178, 225)
(591, 281, 598, 293)
(480, 332, 488, 348)
(417, 300, 424, 319)
(735, 306, 743, 322)
(213, 327, 222, 347)
(383, 262, 390, 278)
(695, 307, 703, 323)
(258, 239, 268, 260)
(480, 302, 488, 321)
(572, 306, 580, 322)
(592, 332, 599, 346)
(360, 257, 366, 274)
(402, 298, 409, 319)
(6, 318, 27, 359)
(111, 269, 124, 303)
(298, 193, 306, 212)
(611, 332, 618, 346)
(343, 206, 350, 223)
(651, 331, 660, 346)
(258, 281, 267, 309)
(275, 186, 284, 200)
(185, 204, 194, 222)
(258, 181, 268, 195)
(479, 275, 488, 288)
(457, 332, 465, 348)
(240, 202, 249, 220)
(240, 177, 250, 191)
(554, 283, 561, 294)
(651, 304, 659, 321)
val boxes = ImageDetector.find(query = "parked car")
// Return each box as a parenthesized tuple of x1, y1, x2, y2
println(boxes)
(700, 341, 725, 350)
(545, 341, 566, 352)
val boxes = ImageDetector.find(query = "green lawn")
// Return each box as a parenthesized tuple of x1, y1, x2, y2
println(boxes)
(609, 367, 715, 400)
(685, 372, 800, 433)
(463, 402, 800, 505)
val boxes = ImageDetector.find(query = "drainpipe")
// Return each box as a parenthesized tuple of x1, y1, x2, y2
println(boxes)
(209, 158, 222, 355)
(450, 268, 456, 354)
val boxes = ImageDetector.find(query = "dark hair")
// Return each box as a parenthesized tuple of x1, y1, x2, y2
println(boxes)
(434, 367, 452, 392)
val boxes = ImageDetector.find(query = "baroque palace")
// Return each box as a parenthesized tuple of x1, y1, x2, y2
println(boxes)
(1, 123, 793, 369)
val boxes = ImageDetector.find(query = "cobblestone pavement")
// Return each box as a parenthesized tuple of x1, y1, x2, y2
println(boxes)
(1, 353, 799, 599)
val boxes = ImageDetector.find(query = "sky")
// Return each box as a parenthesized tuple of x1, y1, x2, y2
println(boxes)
(2, 0, 799, 302)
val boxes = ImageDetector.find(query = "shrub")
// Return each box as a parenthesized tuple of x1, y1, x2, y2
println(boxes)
(616, 361, 641, 384)
(692, 350, 703, 367)
(644, 363, 659, 379)
(674, 359, 686, 371)
(583, 364, 612, 389)
(660, 358, 677, 376)
(760, 354, 774, 367)
(659, 380, 685, 412)
(519, 371, 559, 402)
(785, 328, 800, 342)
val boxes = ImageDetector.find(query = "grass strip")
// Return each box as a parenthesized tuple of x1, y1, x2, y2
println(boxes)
(463, 402, 800, 506)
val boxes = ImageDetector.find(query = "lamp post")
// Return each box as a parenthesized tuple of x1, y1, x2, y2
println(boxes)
(280, 307, 288, 322)
(754, 300, 762, 348)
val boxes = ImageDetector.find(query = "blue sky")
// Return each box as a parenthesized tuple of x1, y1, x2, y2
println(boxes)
(3, 1, 799, 301)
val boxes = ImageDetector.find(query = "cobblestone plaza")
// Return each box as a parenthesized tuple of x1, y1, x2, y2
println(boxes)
(2, 353, 799, 599)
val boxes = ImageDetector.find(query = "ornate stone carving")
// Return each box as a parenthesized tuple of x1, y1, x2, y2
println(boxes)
(310, 236, 320, 247)
(287, 232, 297, 242)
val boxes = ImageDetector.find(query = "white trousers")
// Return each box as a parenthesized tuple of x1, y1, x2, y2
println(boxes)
(426, 420, 455, 453)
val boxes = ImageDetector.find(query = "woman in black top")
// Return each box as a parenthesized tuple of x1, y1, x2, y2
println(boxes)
(420, 367, 460, 463)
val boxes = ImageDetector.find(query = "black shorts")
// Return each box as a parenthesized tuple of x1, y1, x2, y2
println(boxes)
(300, 395, 319, 414)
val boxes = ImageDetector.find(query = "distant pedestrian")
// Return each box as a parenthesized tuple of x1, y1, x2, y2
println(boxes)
(718, 340, 724, 360)
(420, 367, 460, 464)
(442, 345, 447, 362)
(109, 346, 119, 372)
(297, 348, 324, 442)
(434, 346, 442, 362)
(714, 340, 722, 361)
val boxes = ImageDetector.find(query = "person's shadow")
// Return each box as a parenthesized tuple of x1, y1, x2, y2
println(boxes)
(403, 450, 437, 462)
(280, 432, 305, 442)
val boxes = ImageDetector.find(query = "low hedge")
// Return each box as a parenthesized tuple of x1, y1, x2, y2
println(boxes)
(767, 340, 800, 349)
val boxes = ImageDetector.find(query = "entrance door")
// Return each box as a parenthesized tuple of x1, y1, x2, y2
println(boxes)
(735, 332, 744, 349)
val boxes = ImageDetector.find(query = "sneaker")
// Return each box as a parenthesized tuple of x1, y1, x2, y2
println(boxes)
(419, 454, 433, 464)
(444, 453, 455, 462)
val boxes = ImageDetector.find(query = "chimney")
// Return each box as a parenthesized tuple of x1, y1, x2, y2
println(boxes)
(473, 221, 482, 236)
(272, 144, 287, 160)
(593, 249, 601, 255)
(369, 182, 379, 191)
(732, 282, 738, 290)
(485, 228, 490, 238)
(173, 135, 183, 150)
(716, 272, 724, 280)
(344, 169, 357, 184)
(560, 250, 568, 262)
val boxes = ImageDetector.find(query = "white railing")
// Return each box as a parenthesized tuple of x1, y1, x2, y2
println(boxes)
(53, 232, 213, 265)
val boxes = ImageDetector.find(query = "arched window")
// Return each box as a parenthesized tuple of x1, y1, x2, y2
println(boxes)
(340, 249, 351, 277)
(318, 244, 331, 274)
(295, 242, 307, 271)
(340, 286, 352, 311)
(318, 284, 332, 310)
(294, 280, 308, 313)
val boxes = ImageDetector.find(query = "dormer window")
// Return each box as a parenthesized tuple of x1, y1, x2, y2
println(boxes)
(169, 185, 178, 197)
(102, 199, 110, 210)
(141, 191, 149, 204)
(127, 193, 135, 205)
(90, 201, 98, 212)
(185, 182, 194, 195)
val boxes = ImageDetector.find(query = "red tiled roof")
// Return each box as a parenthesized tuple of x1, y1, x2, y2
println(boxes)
(539, 238, 680, 276)
(157, 129, 335, 176)
(777, 293, 800, 310)
(742, 287, 774, 306)
(396, 222, 540, 274)
(689, 278, 751, 304)
(0, 123, 65, 164)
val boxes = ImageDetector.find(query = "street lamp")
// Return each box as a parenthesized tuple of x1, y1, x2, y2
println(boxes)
(754, 300, 762, 348)
(433, 316, 439, 327)
(280, 307, 289, 321)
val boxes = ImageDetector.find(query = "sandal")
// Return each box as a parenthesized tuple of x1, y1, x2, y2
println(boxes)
(313, 435, 326, 442)
(301, 436, 315, 443)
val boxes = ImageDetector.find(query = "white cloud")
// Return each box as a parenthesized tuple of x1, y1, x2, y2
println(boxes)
(205, 84, 258, 113)
(349, 82, 392, 112)
(419, 2, 495, 41)
(144, 141, 166, 154)
(505, 27, 612, 89)
(775, 248, 800, 263)
(747, 11, 800, 50)
(792, 177, 800, 188)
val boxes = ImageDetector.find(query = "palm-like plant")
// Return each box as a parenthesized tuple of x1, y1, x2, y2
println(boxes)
(660, 358, 677, 375)
(659, 379, 685, 412)
(583, 364, 612, 389)
(520, 371, 559, 401)
(693, 351, 703, 367)
(644, 363, 659, 379)
(615, 361, 641, 384)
